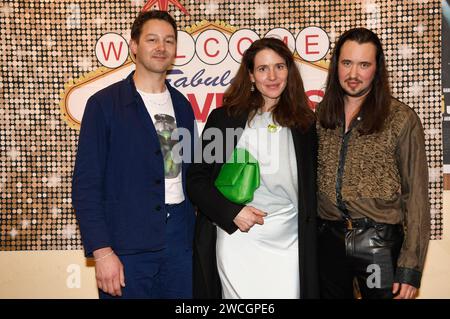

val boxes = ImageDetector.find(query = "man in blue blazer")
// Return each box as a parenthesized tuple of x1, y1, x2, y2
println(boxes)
(72, 10, 196, 298)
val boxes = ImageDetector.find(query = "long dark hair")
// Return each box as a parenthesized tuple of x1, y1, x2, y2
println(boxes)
(225, 37, 315, 132)
(317, 28, 391, 134)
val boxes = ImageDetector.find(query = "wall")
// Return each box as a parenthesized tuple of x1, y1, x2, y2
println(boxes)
(0, 0, 446, 299)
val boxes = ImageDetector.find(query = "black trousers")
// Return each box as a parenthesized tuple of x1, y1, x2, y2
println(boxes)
(318, 218, 404, 299)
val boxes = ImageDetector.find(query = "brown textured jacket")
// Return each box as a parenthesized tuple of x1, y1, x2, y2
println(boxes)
(317, 98, 430, 287)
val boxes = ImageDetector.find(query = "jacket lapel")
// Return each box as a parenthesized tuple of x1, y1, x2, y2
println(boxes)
(167, 81, 188, 132)
(224, 111, 248, 162)
(121, 72, 160, 146)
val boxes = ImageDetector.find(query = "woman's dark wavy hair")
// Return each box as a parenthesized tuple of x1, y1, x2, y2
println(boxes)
(225, 37, 315, 132)
(317, 27, 391, 134)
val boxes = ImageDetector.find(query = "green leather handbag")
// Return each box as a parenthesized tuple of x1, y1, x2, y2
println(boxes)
(214, 148, 260, 204)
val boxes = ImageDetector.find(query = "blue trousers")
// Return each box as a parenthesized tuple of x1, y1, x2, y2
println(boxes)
(99, 202, 193, 299)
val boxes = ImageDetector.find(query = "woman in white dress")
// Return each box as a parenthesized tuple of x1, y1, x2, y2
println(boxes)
(187, 38, 319, 299)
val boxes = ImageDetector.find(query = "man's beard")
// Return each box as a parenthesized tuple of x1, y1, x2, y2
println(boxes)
(343, 83, 372, 98)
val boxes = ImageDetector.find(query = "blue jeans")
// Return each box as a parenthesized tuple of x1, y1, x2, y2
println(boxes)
(99, 202, 193, 299)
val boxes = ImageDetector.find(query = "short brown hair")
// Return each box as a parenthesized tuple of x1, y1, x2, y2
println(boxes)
(130, 10, 177, 43)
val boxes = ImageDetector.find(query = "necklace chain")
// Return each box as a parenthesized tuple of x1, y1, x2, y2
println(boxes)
(140, 89, 170, 107)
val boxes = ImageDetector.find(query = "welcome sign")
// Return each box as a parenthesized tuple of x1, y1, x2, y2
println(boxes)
(60, 19, 330, 132)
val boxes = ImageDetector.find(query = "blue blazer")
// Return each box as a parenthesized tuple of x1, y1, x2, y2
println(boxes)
(72, 71, 196, 257)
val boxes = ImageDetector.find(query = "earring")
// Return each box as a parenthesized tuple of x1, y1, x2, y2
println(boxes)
(250, 82, 255, 92)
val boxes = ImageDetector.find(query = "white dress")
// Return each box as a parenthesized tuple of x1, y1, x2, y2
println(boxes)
(216, 112, 300, 299)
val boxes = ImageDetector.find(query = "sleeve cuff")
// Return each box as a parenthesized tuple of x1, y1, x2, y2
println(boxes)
(395, 267, 422, 288)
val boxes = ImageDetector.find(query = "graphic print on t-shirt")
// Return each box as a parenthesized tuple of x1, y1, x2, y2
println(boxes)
(154, 113, 180, 179)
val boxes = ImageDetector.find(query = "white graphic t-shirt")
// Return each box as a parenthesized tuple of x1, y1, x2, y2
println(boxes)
(137, 87, 185, 204)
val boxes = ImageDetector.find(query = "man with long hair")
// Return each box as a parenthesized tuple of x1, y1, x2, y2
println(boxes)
(316, 28, 430, 299)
